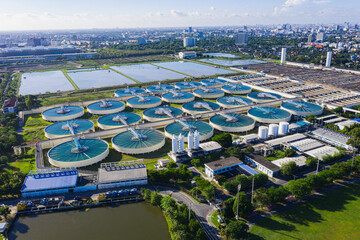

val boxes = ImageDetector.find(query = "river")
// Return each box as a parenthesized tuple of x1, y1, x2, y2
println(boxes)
(8, 202, 171, 240)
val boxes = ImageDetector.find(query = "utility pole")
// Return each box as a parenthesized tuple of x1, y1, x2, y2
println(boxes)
(251, 177, 255, 204)
(189, 201, 191, 222)
(236, 184, 241, 220)
(316, 157, 320, 175)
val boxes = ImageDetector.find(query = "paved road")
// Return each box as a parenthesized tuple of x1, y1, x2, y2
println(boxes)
(151, 185, 222, 240)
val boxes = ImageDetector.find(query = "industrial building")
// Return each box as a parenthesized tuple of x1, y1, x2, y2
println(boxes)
(143, 106, 183, 122)
(2, 98, 18, 113)
(179, 51, 197, 59)
(48, 138, 109, 168)
(42, 105, 85, 122)
(87, 100, 125, 115)
(205, 157, 243, 178)
(21, 169, 79, 198)
(311, 128, 353, 150)
(44, 119, 94, 139)
(97, 112, 142, 130)
(244, 154, 280, 177)
(97, 161, 148, 189)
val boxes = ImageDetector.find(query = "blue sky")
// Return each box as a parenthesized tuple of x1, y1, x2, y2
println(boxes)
(0, 0, 359, 30)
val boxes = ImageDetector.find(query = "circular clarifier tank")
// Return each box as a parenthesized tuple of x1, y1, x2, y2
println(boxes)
(165, 120, 213, 142)
(126, 96, 162, 109)
(146, 84, 175, 93)
(48, 138, 109, 168)
(193, 88, 225, 99)
(97, 112, 142, 130)
(280, 101, 323, 116)
(221, 84, 252, 94)
(114, 88, 145, 97)
(217, 96, 253, 108)
(182, 101, 220, 115)
(161, 91, 195, 103)
(87, 100, 125, 115)
(143, 106, 183, 122)
(210, 113, 255, 132)
(248, 107, 291, 124)
(42, 105, 84, 122)
(44, 119, 94, 139)
(175, 81, 203, 89)
(112, 129, 165, 154)
(201, 78, 227, 86)
(247, 92, 282, 103)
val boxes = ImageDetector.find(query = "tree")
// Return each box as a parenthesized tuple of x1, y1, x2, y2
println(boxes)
(267, 186, 288, 203)
(214, 175, 226, 185)
(150, 191, 163, 206)
(232, 192, 254, 218)
(305, 114, 316, 123)
(189, 218, 201, 233)
(212, 133, 232, 148)
(196, 228, 207, 240)
(245, 146, 254, 154)
(204, 186, 215, 201)
(167, 161, 177, 169)
(0, 205, 10, 219)
(142, 188, 151, 200)
(161, 195, 177, 214)
(191, 158, 201, 167)
(253, 188, 271, 208)
(284, 148, 296, 157)
(224, 146, 244, 160)
(223, 197, 235, 219)
(225, 220, 249, 240)
(333, 106, 343, 114)
(285, 179, 312, 198)
(280, 161, 298, 176)
(306, 156, 318, 167)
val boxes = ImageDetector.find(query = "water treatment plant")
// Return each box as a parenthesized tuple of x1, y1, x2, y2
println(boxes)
(161, 91, 195, 103)
(86, 100, 125, 115)
(97, 112, 142, 130)
(44, 119, 94, 139)
(42, 105, 85, 121)
(143, 106, 183, 121)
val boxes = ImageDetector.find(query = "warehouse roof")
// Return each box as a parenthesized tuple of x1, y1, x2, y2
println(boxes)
(98, 165, 147, 183)
(205, 157, 241, 171)
(21, 170, 78, 192)
(246, 154, 280, 172)
(265, 133, 307, 146)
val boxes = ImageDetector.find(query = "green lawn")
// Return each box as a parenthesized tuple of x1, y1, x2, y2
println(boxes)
(250, 183, 360, 240)
(22, 128, 46, 142)
(265, 150, 286, 161)
(211, 210, 221, 229)
(8, 148, 36, 174)
(39, 91, 114, 106)
(23, 113, 51, 128)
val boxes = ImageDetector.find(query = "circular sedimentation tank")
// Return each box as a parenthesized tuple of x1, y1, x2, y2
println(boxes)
(175, 81, 203, 89)
(201, 78, 227, 86)
(247, 92, 282, 103)
(221, 84, 252, 94)
(193, 88, 225, 99)
(146, 84, 175, 93)
(182, 101, 220, 115)
(44, 119, 94, 139)
(281, 101, 323, 116)
(217, 96, 253, 108)
(143, 106, 183, 122)
(112, 129, 165, 154)
(42, 106, 84, 122)
(161, 91, 195, 103)
(114, 88, 145, 97)
(97, 112, 142, 130)
(126, 96, 162, 109)
(247, 107, 291, 124)
(48, 138, 109, 168)
(165, 120, 213, 142)
(87, 100, 125, 115)
(210, 113, 255, 133)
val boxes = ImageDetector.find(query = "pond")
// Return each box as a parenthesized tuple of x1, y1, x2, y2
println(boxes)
(19, 71, 75, 95)
(9, 202, 171, 240)
(199, 59, 266, 66)
(202, 52, 239, 58)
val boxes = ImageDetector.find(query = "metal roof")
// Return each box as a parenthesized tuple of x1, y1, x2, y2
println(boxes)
(21, 170, 78, 192)
(205, 157, 241, 171)
(98, 165, 147, 183)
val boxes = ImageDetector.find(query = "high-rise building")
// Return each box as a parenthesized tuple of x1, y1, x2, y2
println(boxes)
(136, 37, 146, 45)
(188, 27, 193, 33)
(308, 33, 316, 43)
(316, 32, 326, 42)
(280, 48, 286, 64)
(235, 32, 248, 46)
(27, 38, 48, 47)
(183, 37, 196, 47)
(325, 51, 332, 68)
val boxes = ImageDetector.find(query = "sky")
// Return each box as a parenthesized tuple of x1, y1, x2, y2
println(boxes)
(0, 0, 359, 31)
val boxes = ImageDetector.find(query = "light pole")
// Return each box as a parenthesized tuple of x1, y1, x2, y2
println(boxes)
(251, 177, 255, 204)
(189, 201, 192, 222)
(316, 157, 320, 175)
(235, 184, 241, 220)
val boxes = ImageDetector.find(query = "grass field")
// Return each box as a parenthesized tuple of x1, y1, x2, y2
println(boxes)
(264, 150, 286, 161)
(211, 211, 221, 229)
(39, 91, 114, 106)
(8, 148, 36, 174)
(250, 183, 360, 240)
(23, 113, 51, 128)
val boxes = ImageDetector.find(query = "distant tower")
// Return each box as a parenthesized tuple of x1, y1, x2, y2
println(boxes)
(280, 48, 286, 64)
(172, 135, 178, 153)
(193, 130, 200, 149)
(188, 132, 194, 150)
(183, 37, 196, 47)
(326, 51, 332, 68)
(178, 134, 184, 152)
(235, 32, 248, 46)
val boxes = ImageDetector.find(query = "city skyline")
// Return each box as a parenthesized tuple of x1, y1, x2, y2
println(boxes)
(0, 0, 359, 31)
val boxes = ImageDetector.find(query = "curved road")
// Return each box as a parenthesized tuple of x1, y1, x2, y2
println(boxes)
(151, 185, 221, 240)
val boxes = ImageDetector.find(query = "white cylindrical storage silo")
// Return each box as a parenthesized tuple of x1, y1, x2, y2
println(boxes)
(279, 122, 289, 135)
(268, 124, 279, 137)
(258, 126, 269, 139)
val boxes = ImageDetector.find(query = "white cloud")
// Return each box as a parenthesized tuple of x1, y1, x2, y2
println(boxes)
(170, 9, 187, 17)
(274, 0, 308, 15)
(313, 0, 331, 3)
(210, 6, 215, 11)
